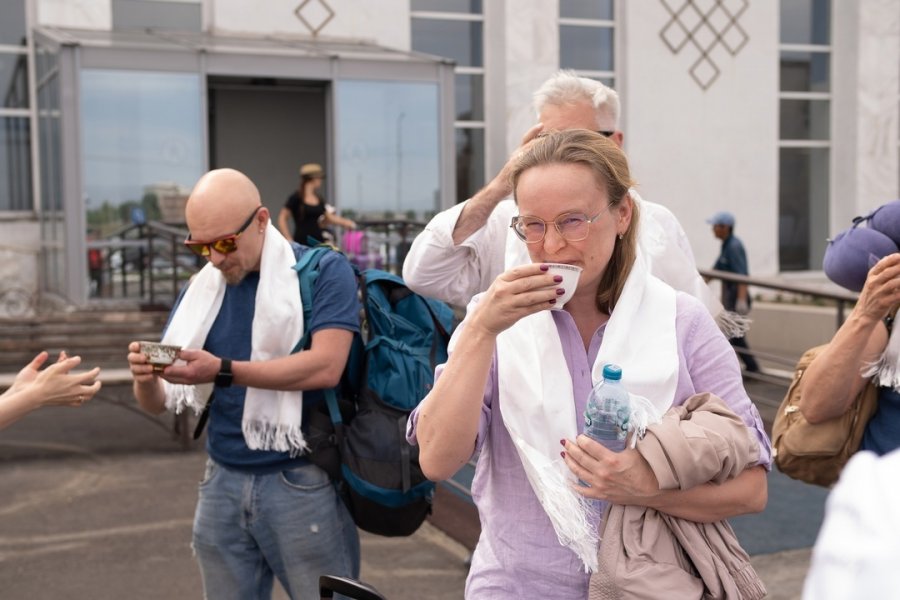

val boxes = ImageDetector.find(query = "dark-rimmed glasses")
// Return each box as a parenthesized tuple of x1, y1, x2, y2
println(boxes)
(510, 203, 613, 244)
(184, 206, 262, 257)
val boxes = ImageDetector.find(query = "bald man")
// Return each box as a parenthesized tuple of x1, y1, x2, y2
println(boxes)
(127, 168, 360, 599)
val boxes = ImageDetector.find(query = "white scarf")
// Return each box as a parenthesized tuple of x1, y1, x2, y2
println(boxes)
(161, 221, 307, 454)
(495, 250, 678, 572)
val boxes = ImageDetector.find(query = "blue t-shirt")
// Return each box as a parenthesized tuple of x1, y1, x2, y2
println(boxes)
(713, 234, 749, 312)
(862, 386, 900, 456)
(168, 243, 360, 473)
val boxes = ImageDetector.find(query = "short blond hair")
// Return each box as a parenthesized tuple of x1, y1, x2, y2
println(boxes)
(509, 129, 639, 313)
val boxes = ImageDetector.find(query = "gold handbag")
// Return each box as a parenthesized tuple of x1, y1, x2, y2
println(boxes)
(772, 344, 878, 487)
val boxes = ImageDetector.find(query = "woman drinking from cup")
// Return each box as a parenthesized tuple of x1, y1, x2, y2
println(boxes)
(407, 129, 770, 598)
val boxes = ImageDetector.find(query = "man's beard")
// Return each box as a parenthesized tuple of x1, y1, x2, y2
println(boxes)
(219, 264, 246, 286)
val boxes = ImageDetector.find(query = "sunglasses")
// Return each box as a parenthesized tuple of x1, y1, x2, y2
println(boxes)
(184, 206, 262, 257)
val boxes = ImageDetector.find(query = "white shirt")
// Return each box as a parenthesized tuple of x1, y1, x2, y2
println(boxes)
(803, 449, 900, 600)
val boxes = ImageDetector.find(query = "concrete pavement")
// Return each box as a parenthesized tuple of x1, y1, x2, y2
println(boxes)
(0, 383, 817, 599)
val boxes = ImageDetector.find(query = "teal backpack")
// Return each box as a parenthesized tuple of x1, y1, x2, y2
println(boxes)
(293, 246, 454, 536)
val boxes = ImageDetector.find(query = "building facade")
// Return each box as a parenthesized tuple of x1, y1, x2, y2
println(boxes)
(1, 0, 898, 306)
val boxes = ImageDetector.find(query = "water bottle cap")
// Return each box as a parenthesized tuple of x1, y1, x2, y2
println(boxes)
(602, 363, 622, 381)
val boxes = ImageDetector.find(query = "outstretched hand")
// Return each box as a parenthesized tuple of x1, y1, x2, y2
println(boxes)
(469, 263, 564, 336)
(562, 434, 660, 505)
(11, 351, 47, 392)
(17, 351, 101, 408)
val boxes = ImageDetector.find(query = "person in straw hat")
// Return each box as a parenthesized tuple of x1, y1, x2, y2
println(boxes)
(277, 163, 357, 246)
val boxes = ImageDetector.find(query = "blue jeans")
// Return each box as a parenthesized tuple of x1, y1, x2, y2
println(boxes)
(192, 458, 360, 600)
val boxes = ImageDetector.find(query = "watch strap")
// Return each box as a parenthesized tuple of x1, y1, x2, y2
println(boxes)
(215, 358, 233, 388)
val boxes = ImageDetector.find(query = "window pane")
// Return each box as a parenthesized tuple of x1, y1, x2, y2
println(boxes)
(560, 25, 614, 72)
(0, 53, 29, 108)
(80, 70, 204, 236)
(37, 43, 60, 216)
(560, 0, 614, 20)
(335, 80, 441, 220)
(779, 147, 829, 271)
(36, 44, 63, 294)
(39, 76, 61, 214)
(0, 116, 32, 210)
(780, 51, 830, 92)
(411, 18, 483, 68)
(780, 99, 829, 140)
(455, 73, 483, 121)
(781, 0, 831, 45)
(455, 127, 484, 204)
(0, 0, 26, 46)
(411, 0, 482, 13)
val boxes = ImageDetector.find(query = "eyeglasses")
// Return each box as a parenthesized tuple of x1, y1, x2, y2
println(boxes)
(184, 206, 262, 257)
(597, 130, 615, 137)
(510, 203, 613, 244)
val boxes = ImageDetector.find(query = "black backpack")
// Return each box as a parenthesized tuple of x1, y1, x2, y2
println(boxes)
(294, 246, 454, 536)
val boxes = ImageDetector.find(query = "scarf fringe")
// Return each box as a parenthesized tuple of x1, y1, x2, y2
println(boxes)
(715, 310, 751, 338)
(534, 459, 599, 573)
(164, 383, 210, 415)
(862, 357, 900, 390)
(862, 320, 900, 391)
(242, 420, 309, 457)
(627, 394, 663, 450)
(863, 337, 900, 394)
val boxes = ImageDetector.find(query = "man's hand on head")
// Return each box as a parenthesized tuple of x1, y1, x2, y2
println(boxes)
(481, 123, 547, 207)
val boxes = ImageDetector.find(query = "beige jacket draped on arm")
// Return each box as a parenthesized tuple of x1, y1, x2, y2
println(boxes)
(590, 392, 766, 600)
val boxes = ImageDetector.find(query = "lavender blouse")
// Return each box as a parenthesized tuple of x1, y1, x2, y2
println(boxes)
(407, 292, 772, 599)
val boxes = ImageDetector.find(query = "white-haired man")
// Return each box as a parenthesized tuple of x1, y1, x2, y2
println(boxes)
(403, 70, 743, 336)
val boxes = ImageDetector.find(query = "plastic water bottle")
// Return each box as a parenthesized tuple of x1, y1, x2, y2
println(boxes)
(584, 363, 631, 453)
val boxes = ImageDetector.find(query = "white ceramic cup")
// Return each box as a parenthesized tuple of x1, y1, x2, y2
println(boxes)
(544, 263, 583, 310)
(138, 341, 182, 371)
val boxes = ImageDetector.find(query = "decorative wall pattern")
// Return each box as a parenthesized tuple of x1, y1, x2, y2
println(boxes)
(295, 0, 335, 36)
(659, 0, 749, 90)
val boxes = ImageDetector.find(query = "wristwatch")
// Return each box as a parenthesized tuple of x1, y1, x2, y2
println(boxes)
(215, 358, 233, 388)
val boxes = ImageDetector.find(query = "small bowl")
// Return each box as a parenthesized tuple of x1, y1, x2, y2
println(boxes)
(545, 263, 583, 310)
(138, 341, 181, 371)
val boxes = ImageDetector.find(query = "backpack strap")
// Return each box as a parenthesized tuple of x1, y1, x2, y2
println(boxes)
(293, 245, 348, 448)
(292, 245, 334, 352)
